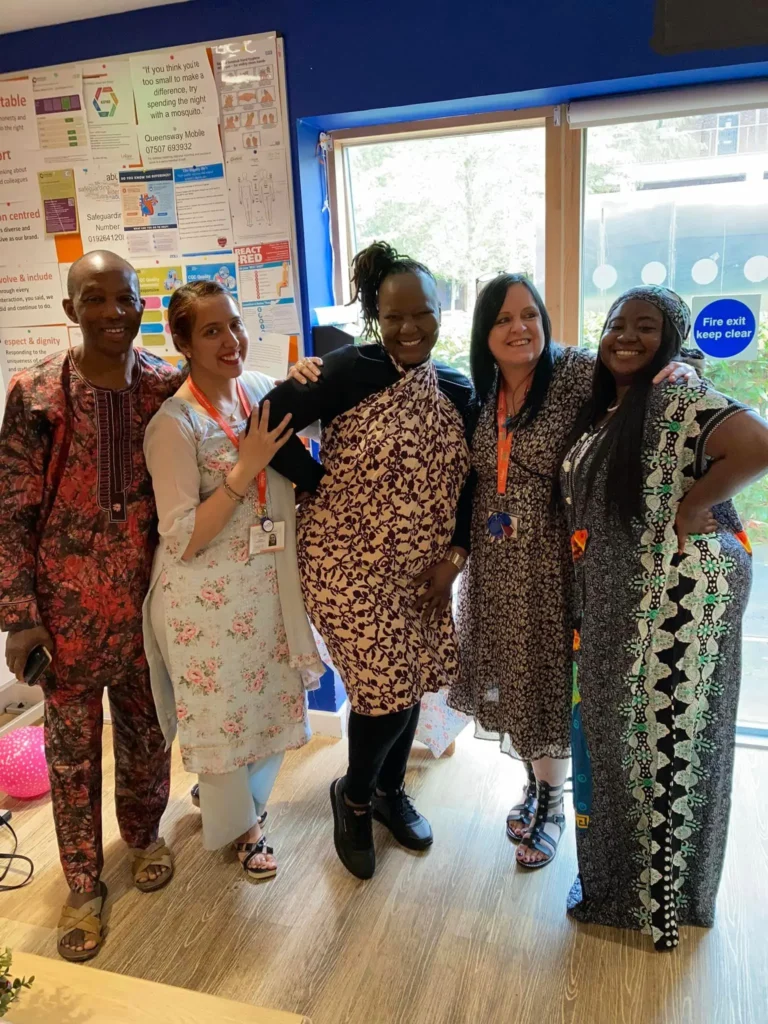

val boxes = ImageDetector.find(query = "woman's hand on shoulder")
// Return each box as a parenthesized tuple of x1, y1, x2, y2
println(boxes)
(653, 361, 698, 386)
(286, 356, 323, 385)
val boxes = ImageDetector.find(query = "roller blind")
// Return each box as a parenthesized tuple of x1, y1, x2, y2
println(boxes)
(567, 80, 768, 129)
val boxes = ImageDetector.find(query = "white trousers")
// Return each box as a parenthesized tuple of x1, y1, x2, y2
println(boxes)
(197, 752, 284, 850)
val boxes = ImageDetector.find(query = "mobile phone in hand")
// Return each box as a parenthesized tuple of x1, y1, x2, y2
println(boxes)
(23, 645, 52, 686)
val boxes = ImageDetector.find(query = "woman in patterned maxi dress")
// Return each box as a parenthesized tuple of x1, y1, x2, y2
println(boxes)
(262, 242, 473, 880)
(143, 282, 323, 882)
(560, 286, 768, 950)
(447, 274, 694, 869)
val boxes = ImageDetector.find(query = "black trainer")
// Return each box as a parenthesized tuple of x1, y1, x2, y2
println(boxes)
(372, 787, 433, 850)
(330, 777, 375, 879)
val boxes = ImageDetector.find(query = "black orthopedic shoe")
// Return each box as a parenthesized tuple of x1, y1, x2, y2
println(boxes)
(330, 777, 376, 879)
(372, 787, 433, 850)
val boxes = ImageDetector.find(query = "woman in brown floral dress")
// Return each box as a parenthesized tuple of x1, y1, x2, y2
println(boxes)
(449, 274, 695, 870)
(262, 242, 473, 879)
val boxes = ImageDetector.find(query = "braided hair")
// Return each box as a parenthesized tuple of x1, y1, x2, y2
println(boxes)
(350, 241, 435, 340)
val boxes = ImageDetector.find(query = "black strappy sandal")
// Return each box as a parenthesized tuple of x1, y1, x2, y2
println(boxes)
(516, 780, 565, 869)
(234, 834, 277, 882)
(506, 761, 538, 843)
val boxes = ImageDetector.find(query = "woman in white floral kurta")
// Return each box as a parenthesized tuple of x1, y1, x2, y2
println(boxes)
(143, 282, 322, 881)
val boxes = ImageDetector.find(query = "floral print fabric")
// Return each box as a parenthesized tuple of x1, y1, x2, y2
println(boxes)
(145, 373, 314, 775)
(297, 359, 471, 715)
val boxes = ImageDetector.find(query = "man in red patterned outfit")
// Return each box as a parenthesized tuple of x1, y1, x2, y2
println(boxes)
(0, 251, 182, 961)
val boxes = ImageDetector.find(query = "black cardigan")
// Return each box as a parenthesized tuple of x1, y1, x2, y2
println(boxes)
(263, 343, 476, 551)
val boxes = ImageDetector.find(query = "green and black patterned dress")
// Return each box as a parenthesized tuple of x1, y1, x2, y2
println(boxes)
(561, 380, 752, 951)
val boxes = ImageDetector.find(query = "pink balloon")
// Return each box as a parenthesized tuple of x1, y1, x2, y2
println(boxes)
(0, 726, 50, 799)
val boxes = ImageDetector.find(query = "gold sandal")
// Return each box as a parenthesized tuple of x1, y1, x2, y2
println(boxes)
(57, 881, 107, 962)
(130, 837, 174, 893)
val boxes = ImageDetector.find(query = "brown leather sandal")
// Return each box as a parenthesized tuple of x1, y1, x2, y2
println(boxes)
(130, 837, 174, 893)
(57, 881, 107, 962)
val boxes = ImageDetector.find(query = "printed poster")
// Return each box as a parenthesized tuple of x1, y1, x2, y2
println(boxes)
(184, 260, 238, 299)
(0, 77, 37, 150)
(130, 48, 218, 124)
(31, 69, 90, 164)
(0, 200, 56, 262)
(82, 60, 139, 165)
(226, 148, 290, 241)
(214, 35, 283, 154)
(139, 116, 222, 170)
(0, 263, 64, 328)
(0, 325, 69, 392)
(0, 144, 42, 203)
(38, 168, 78, 234)
(83, 61, 135, 125)
(236, 240, 299, 334)
(242, 325, 290, 379)
(74, 165, 130, 257)
(135, 261, 182, 354)
(119, 167, 179, 257)
(174, 163, 232, 255)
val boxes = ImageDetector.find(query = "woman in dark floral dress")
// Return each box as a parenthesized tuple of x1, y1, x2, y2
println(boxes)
(561, 286, 768, 950)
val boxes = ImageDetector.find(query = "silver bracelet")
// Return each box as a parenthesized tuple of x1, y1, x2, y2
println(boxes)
(445, 548, 467, 572)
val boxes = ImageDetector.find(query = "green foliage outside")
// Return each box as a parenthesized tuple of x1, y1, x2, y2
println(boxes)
(345, 120, 767, 541)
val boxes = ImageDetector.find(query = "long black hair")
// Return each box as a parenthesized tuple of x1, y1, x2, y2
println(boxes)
(470, 273, 554, 428)
(563, 310, 683, 534)
(350, 240, 435, 341)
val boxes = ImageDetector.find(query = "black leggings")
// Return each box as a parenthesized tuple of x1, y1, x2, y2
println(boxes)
(344, 703, 421, 805)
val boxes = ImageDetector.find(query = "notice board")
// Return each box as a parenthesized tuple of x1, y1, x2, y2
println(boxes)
(0, 31, 303, 407)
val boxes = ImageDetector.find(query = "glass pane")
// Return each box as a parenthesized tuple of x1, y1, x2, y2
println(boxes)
(344, 127, 546, 375)
(582, 110, 768, 732)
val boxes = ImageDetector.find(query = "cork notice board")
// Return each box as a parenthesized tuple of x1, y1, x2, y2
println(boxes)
(653, 0, 768, 54)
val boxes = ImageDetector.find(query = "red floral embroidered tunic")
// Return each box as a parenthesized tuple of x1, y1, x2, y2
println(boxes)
(0, 350, 181, 687)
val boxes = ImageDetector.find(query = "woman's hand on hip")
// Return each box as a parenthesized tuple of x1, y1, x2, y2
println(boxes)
(414, 559, 459, 621)
(675, 498, 718, 554)
(237, 400, 293, 478)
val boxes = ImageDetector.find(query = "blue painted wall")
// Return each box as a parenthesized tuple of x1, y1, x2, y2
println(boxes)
(3, 0, 768, 341)
(3, 1, 768, 120)
(3, 1, 767, 712)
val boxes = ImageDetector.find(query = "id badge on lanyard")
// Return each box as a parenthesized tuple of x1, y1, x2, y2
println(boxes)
(187, 378, 286, 555)
(487, 388, 521, 542)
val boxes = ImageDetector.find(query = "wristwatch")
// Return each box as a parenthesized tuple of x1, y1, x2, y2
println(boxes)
(445, 548, 467, 572)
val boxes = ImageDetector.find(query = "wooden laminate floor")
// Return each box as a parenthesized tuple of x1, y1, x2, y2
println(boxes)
(1, 728, 766, 1024)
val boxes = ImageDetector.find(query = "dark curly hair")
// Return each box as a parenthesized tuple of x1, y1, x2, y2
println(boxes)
(350, 240, 435, 340)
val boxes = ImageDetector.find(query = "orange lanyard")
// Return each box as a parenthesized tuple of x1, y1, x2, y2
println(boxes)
(496, 388, 513, 496)
(187, 378, 267, 512)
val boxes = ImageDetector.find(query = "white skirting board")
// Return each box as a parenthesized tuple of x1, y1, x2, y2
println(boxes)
(309, 702, 347, 740)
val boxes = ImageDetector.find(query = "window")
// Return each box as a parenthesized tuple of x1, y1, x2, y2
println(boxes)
(330, 116, 547, 375)
(582, 108, 768, 734)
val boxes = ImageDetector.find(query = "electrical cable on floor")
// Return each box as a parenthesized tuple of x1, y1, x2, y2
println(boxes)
(0, 816, 34, 892)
